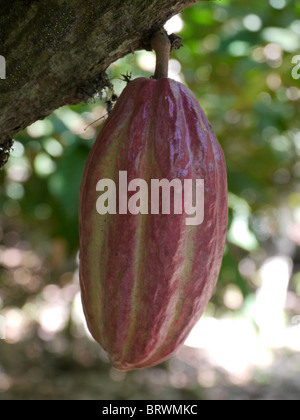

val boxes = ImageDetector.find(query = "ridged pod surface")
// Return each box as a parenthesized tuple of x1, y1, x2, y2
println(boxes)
(79, 77, 228, 370)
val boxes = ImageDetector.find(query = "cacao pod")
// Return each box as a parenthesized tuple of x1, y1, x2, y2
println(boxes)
(79, 77, 228, 370)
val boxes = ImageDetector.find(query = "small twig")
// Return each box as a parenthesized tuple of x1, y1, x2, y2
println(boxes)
(84, 115, 107, 131)
(120, 72, 133, 84)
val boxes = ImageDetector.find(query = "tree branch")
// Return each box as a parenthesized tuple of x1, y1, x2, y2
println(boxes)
(0, 0, 200, 169)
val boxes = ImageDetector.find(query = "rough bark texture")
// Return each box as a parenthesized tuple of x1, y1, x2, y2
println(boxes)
(0, 0, 200, 169)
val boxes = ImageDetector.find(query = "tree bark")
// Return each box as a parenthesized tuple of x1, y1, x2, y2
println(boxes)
(0, 0, 199, 169)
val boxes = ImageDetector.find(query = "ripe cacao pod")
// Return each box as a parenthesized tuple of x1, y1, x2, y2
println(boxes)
(79, 77, 228, 370)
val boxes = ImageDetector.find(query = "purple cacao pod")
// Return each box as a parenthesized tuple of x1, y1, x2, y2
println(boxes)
(79, 77, 228, 370)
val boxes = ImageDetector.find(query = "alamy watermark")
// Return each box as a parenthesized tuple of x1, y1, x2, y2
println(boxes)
(0, 55, 6, 79)
(292, 315, 300, 326)
(96, 171, 204, 226)
(0, 315, 6, 339)
(292, 55, 300, 80)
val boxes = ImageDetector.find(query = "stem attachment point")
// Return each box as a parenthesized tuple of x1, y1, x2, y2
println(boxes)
(150, 29, 171, 80)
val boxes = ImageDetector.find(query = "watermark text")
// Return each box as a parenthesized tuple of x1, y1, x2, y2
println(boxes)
(96, 171, 204, 226)
(292, 55, 300, 80)
(292, 315, 300, 325)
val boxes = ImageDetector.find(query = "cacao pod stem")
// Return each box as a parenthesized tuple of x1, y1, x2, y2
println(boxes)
(151, 29, 171, 79)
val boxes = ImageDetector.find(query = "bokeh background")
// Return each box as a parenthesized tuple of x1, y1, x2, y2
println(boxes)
(1, 0, 300, 400)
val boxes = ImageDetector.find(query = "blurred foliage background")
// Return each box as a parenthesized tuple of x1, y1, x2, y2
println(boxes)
(1, 0, 300, 400)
